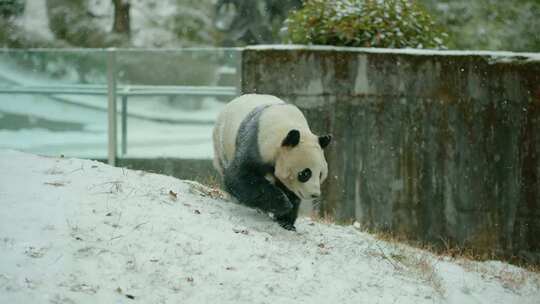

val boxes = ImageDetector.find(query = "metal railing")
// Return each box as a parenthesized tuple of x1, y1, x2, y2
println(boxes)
(0, 84, 237, 96)
(0, 48, 241, 165)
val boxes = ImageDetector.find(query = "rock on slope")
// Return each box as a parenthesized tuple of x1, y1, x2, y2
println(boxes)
(0, 150, 538, 304)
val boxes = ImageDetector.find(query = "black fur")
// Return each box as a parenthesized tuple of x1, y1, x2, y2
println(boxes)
(223, 104, 300, 229)
(281, 129, 300, 147)
(274, 179, 301, 231)
(319, 135, 332, 148)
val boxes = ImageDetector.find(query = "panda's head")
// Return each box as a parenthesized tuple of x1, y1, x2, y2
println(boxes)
(274, 129, 332, 200)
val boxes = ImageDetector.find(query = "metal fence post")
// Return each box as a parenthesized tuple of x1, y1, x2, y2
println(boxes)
(121, 95, 128, 156)
(236, 49, 242, 95)
(107, 49, 117, 166)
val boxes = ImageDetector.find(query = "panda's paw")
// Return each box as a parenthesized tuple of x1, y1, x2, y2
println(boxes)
(278, 221, 296, 231)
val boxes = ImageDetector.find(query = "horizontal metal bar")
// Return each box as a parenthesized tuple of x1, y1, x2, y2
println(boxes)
(0, 88, 108, 95)
(118, 91, 236, 96)
(122, 85, 236, 91)
(0, 85, 237, 97)
(0, 47, 242, 53)
(0, 90, 236, 97)
(4, 84, 236, 91)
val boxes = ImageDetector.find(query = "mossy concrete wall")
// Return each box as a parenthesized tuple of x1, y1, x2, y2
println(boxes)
(241, 46, 540, 263)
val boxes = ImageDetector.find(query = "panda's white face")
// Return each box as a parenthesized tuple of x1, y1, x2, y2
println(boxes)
(275, 130, 331, 201)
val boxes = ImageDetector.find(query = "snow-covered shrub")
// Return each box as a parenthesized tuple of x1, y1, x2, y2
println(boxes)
(422, 0, 540, 52)
(168, 0, 216, 46)
(284, 0, 448, 49)
(46, 0, 125, 47)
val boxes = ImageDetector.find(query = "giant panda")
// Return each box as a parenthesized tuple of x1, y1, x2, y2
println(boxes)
(212, 94, 332, 230)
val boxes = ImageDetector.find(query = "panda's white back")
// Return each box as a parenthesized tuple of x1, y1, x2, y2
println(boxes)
(212, 94, 310, 175)
(213, 94, 282, 173)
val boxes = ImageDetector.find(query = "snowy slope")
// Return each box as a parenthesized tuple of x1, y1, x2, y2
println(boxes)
(0, 150, 539, 304)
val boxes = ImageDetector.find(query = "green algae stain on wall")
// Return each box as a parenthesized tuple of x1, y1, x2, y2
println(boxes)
(242, 46, 540, 264)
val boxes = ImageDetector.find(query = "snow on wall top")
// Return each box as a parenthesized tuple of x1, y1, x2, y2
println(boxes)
(2, 45, 537, 63)
(245, 44, 540, 62)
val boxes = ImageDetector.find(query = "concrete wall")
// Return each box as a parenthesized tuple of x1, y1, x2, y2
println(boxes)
(103, 158, 218, 185)
(241, 46, 540, 263)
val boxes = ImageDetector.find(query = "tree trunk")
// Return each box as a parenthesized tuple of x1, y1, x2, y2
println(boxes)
(112, 0, 130, 36)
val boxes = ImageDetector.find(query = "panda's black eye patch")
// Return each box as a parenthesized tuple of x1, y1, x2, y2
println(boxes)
(298, 168, 312, 183)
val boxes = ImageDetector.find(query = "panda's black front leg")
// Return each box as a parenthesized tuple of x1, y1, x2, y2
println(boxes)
(274, 180, 301, 231)
(223, 167, 293, 216)
(275, 199, 300, 231)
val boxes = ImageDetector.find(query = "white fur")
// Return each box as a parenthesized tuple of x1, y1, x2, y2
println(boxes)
(212, 94, 283, 173)
(213, 94, 328, 200)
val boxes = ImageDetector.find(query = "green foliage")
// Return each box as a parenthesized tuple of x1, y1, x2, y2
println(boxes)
(285, 0, 448, 49)
(0, 0, 24, 18)
(46, 0, 123, 48)
(168, 0, 216, 46)
(214, 0, 302, 46)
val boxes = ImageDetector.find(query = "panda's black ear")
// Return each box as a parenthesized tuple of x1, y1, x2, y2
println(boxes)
(282, 129, 300, 147)
(319, 135, 332, 148)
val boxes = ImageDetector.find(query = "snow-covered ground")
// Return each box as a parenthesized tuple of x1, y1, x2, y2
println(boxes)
(0, 149, 538, 304)
(15, 0, 206, 48)
(16, 0, 55, 42)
